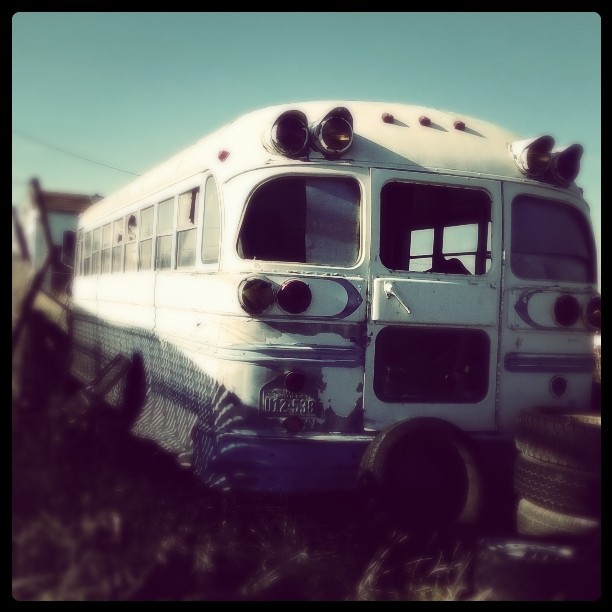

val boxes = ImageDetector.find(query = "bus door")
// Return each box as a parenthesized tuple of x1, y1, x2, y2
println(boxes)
(496, 182, 598, 432)
(364, 170, 503, 433)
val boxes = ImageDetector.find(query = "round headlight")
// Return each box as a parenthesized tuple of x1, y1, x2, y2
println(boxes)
(270, 111, 309, 158)
(238, 276, 275, 314)
(551, 144, 583, 185)
(276, 279, 312, 314)
(554, 294, 581, 327)
(319, 117, 352, 154)
(311, 107, 354, 157)
(509, 135, 554, 177)
(522, 146, 552, 176)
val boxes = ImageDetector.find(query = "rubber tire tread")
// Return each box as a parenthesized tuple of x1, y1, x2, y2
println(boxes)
(516, 497, 600, 540)
(358, 418, 483, 528)
(515, 406, 601, 471)
(513, 453, 600, 519)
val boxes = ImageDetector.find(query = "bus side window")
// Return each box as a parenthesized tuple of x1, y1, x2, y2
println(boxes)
(155, 198, 174, 270)
(101, 223, 111, 274)
(91, 227, 101, 275)
(112, 218, 123, 272)
(83, 231, 91, 276)
(139, 206, 154, 270)
(201, 176, 221, 264)
(177, 188, 199, 268)
(75, 230, 82, 276)
(124, 214, 138, 272)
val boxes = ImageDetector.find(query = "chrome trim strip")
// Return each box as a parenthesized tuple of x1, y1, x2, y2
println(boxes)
(217, 429, 375, 443)
(504, 352, 594, 373)
(216, 344, 363, 367)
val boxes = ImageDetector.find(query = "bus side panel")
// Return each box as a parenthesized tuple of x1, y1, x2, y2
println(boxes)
(96, 271, 155, 330)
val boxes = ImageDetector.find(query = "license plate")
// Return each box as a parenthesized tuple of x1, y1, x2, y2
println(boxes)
(261, 389, 322, 418)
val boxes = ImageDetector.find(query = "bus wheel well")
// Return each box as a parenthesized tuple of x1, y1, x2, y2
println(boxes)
(358, 418, 484, 531)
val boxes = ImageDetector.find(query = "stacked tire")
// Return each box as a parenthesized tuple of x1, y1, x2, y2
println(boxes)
(470, 406, 601, 600)
(513, 406, 601, 543)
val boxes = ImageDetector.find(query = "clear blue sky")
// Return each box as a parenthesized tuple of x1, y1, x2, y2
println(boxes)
(12, 12, 601, 281)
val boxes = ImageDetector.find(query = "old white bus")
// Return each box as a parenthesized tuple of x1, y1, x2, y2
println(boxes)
(69, 101, 600, 526)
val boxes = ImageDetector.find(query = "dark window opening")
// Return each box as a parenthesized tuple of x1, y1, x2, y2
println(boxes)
(374, 327, 490, 403)
(238, 176, 360, 266)
(380, 182, 492, 275)
(61, 230, 75, 269)
(188, 191, 197, 224)
(511, 196, 596, 283)
(127, 215, 137, 241)
(125, 215, 138, 272)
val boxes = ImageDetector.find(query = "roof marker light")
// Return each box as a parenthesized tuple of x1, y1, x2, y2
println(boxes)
(454, 120, 465, 131)
(382, 113, 394, 124)
(550, 144, 583, 185)
(508, 135, 555, 177)
(419, 115, 431, 126)
(218, 150, 230, 162)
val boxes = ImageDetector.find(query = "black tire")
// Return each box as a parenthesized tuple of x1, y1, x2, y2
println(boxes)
(471, 538, 597, 600)
(358, 418, 483, 530)
(515, 406, 601, 471)
(516, 497, 600, 541)
(513, 453, 600, 519)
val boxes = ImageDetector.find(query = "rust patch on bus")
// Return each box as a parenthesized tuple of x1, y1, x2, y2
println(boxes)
(265, 321, 366, 340)
(322, 398, 364, 433)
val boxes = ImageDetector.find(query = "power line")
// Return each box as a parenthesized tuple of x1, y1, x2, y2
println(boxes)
(12, 128, 141, 177)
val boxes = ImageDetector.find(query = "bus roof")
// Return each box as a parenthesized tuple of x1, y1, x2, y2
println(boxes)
(79, 101, 572, 225)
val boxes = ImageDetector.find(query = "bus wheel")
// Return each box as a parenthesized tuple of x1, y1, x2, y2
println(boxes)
(358, 418, 483, 532)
